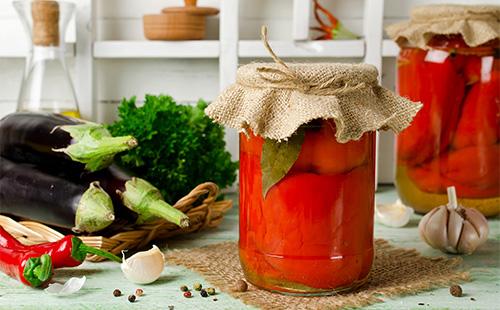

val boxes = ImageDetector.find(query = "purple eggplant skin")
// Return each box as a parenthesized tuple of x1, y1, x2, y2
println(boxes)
(0, 158, 114, 233)
(0, 112, 85, 172)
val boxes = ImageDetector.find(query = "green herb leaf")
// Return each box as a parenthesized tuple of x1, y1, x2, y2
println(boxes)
(107, 95, 238, 202)
(261, 129, 305, 197)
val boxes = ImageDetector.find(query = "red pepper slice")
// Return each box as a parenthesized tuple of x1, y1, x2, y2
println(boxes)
(397, 49, 466, 165)
(452, 63, 500, 149)
(0, 226, 121, 268)
(291, 120, 370, 175)
(407, 145, 500, 198)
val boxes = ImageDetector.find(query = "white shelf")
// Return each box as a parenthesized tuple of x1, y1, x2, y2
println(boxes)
(382, 39, 399, 57)
(93, 40, 220, 59)
(0, 43, 75, 58)
(238, 40, 365, 58)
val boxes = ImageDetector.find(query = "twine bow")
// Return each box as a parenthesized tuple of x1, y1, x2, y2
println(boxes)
(254, 26, 369, 96)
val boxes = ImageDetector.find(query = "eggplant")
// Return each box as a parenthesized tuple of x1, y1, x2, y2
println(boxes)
(0, 112, 188, 228)
(0, 112, 137, 172)
(0, 158, 114, 233)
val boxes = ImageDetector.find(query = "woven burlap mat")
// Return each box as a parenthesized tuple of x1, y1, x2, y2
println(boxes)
(166, 239, 470, 310)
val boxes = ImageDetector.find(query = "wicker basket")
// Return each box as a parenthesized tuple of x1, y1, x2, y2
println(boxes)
(0, 182, 232, 262)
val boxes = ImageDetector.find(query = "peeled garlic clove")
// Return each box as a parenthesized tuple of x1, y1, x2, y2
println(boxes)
(375, 199, 414, 227)
(121, 245, 165, 284)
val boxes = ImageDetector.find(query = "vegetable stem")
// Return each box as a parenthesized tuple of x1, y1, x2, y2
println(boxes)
(119, 178, 190, 227)
(23, 254, 52, 287)
(79, 243, 122, 263)
(447, 186, 458, 210)
(148, 200, 190, 228)
(53, 124, 138, 172)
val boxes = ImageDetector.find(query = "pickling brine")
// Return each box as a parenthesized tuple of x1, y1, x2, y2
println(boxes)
(239, 121, 376, 295)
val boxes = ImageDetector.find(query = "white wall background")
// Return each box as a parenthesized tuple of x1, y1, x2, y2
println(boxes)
(0, 0, 495, 184)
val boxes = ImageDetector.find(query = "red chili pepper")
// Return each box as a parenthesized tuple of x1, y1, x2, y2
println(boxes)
(0, 226, 121, 268)
(0, 234, 53, 287)
(310, 0, 357, 40)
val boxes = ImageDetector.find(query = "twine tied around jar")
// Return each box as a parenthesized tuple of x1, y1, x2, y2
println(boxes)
(249, 26, 369, 97)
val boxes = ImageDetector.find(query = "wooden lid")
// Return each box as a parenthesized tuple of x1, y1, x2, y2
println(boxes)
(161, 0, 219, 16)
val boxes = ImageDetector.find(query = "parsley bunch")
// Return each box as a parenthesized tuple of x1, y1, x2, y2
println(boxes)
(108, 95, 237, 203)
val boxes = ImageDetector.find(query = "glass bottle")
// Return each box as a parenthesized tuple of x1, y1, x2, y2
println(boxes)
(14, 0, 80, 117)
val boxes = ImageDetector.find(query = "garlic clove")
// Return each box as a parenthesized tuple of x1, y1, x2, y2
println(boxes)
(465, 208, 489, 245)
(418, 206, 439, 244)
(121, 245, 165, 284)
(447, 209, 464, 253)
(423, 206, 449, 250)
(457, 220, 480, 254)
(375, 199, 414, 227)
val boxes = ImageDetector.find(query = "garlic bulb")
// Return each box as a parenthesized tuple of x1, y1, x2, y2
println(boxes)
(419, 187, 489, 255)
(121, 245, 165, 284)
(376, 199, 414, 227)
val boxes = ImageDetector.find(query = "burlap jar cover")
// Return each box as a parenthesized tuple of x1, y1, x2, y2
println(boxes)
(206, 29, 422, 143)
(386, 4, 500, 49)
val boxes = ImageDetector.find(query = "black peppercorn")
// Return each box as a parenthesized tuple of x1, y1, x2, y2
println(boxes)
(450, 285, 463, 297)
(168, 306, 175, 310)
(113, 289, 121, 297)
(180, 285, 189, 292)
(200, 289, 209, 297)
(128, 295, 136, 303)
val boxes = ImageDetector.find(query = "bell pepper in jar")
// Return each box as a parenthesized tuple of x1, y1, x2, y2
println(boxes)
(205, 28, 420, 295)
(387, 4, 500, 216)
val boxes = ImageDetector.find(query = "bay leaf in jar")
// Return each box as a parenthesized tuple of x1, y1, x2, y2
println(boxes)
(261, 128, 305, 197)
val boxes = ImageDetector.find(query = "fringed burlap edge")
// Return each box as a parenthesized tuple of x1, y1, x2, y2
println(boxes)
(166, 240, 470, 310)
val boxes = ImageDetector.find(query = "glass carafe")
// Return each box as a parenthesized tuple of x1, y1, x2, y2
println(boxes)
(14, 0, 80, 117)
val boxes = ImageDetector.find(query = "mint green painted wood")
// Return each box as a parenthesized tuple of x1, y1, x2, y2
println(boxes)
(0, 187, 498, 309)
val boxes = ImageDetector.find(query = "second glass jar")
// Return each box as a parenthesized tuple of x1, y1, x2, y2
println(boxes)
(395, 35, 499, 216)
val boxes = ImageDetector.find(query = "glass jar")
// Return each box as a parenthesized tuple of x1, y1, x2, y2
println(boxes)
(395, 34, 500, 216)
(14, 0, 80, 117)
(239, 120, 376, 295)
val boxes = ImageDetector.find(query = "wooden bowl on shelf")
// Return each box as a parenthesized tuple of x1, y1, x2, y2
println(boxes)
(143, 0, 219, 41)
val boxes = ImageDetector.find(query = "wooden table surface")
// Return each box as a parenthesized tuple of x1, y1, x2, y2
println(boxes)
(0, 186, 498, 309)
